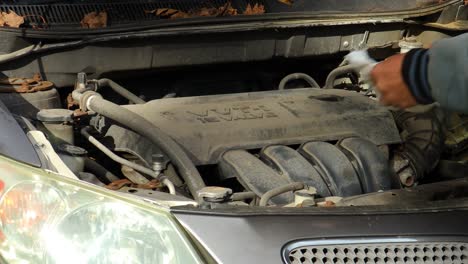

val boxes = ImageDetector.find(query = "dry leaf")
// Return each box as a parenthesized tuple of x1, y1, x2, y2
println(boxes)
(218, 2, 238, 16)
(149, 2, 239, 20)
(171, 12, 190, 19)
(0, 10, 24, 28)
(0, 73, 53, 93)
(244, 3, 265, 15)
(277, 0, 294, 6)
(146, 8, 189, 19)
(189, 7, 218, 17)
(190, 2, 238, 17)
(81, 11, 107, 29)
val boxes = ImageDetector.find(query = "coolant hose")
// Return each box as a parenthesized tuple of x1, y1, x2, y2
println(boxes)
(278, 73, 320, 90)
(259, 182, 305, 206)
(392, 109, 444, 186)
(84, 158, 120, 184)
(160, 176, 176, 195)
(231, 191, 256, 201)
(74, 91, 205, 200)
(97, 78, 146, 104)
(324, 64, 362, 89)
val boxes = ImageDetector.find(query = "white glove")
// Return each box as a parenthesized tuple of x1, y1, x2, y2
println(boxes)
(344, 50, 380, 97)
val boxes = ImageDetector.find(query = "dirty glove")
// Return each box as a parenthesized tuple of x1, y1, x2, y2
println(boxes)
(344, 50, 379, 97)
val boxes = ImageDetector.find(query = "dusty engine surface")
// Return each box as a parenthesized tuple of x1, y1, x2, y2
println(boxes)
(219, 137, 394, 204)
(104, 88, 401, 167)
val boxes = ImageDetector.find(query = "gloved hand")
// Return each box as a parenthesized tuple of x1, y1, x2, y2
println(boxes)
(370, 53, 418, 109)
(344, 50, 377, 85)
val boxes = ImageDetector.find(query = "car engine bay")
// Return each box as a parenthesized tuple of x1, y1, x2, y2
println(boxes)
(2, 56, 459, 209)
(0, 1, 467, 210)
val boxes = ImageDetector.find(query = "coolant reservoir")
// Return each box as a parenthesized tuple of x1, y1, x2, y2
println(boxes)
(36, 109, 75, 145)
(0, 76, 61, 119)
(56, 144, 87, 175)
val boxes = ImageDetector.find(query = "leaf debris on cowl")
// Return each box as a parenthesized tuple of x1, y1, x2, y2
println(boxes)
(0, 10, 24, 28)
(147, 2, 244, 19)
(81, 11, 108, 29)
(244, 3, 265, 15)
(277, 0, 294, 6)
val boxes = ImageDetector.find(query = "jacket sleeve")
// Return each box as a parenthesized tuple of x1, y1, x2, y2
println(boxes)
(428, 33, 468, 113)
(401, 33, 468, 113)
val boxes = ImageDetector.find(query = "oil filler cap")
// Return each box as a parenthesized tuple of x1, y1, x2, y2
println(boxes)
(197, 187, 233, 203)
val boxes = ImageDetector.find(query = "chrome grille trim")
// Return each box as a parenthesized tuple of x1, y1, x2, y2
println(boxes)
(283, 237, 468, 264)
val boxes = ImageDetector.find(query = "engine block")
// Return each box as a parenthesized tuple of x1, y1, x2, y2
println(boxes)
(104, 88, 401, 165)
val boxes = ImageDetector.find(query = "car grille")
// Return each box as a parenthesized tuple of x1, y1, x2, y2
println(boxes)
(285, 240, 468, 264)
(0, 0, 268, 27)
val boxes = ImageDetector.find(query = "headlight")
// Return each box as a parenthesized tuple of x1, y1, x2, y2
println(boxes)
(0, 156, 203, 264)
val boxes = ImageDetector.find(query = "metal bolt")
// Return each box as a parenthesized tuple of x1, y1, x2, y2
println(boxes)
(34, 143, 45, 149)
(358, 30, 370, 49)
(76, 72, 87, 90)
(152, 153, 168, 174)
(343, 41, 350, 48)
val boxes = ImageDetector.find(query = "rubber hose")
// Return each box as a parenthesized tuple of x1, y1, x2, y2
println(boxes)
(392, 109, 444, 183)
(324, 64, 361, 89)
(84, 158, 120, 184)
(231, 191, 256, 201)
(84, 95, 205, 200)
(278, 73, 320, 90)
(160, 176, 176, 195)
(97, 79, 146, 104)
(85, 147, 176, 195)
(82, 127, 161, 179)
(259, 182, 305, 206)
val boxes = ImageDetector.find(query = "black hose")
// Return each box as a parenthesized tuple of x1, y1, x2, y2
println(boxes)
(278, 73, 320, 90)
(76, 92, 205, 200)
(259, 182, 305, 206)
(324, 64, 362, 89)
(97, 79, 145, 104)
(84, 158, 120, 184)
(231, 191, 256, 201)
(392, 109, 444, 185)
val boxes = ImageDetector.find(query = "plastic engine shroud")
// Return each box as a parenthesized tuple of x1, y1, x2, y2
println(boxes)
(103, 88, 401, 166)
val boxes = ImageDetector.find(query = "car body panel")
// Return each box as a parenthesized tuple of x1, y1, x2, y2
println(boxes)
(0, 100, 40, 167)
(173, 208, 468, 263)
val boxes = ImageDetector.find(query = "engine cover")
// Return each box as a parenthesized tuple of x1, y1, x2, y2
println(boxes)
(104, 88, 400, 165)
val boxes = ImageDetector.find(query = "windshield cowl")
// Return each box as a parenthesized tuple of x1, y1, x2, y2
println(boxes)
(0, 0, 454, 31)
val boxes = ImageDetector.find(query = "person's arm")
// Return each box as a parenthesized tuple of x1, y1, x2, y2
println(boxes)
(371, 33, 468, 113)
(427, 33, 468, 112)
